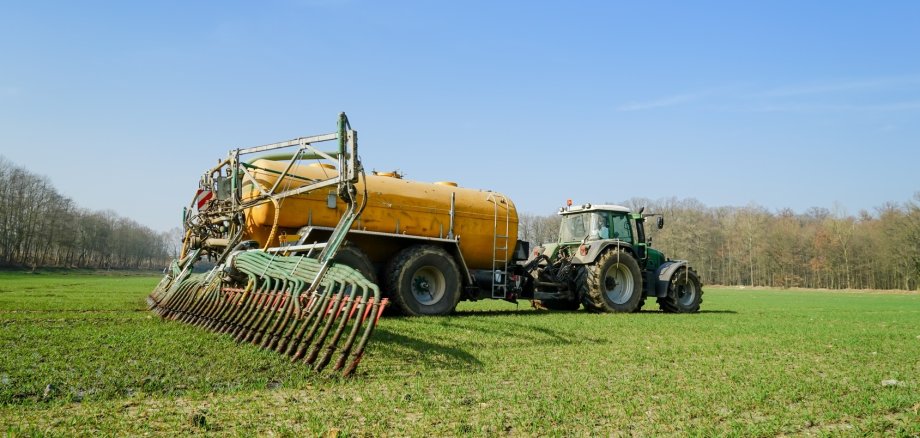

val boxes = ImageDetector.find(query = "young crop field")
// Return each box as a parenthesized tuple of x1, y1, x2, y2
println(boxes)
(1, 272, 918, 436)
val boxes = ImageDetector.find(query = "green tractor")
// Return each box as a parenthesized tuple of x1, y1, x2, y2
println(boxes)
(525, 203, 702, 313)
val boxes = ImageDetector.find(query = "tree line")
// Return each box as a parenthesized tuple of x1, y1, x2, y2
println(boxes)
(519, 195, 920, 291)
(0, 156, 176, 270)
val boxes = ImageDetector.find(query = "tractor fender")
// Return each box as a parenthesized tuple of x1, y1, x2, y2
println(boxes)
(654, 260, 690, 297)
(570, 240, 634, 265)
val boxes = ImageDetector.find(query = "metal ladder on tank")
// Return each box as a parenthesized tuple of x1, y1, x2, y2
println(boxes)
(487, 193, 511, 299)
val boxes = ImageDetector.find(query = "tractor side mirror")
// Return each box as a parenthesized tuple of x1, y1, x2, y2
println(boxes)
(657, 216, 664, 229)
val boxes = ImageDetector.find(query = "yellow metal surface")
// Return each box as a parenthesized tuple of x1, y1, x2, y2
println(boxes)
(242, 159, 518, 269)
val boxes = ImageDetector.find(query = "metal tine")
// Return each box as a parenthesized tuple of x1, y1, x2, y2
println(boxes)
(255, 259, 305, 347)
(182, 278, 218, 324)
(246, 276, 292, 345)
(151, 277, 187, 317)
(191, 286, 226, 329)
(303, 279, 353, 366)
(228, 253, 290, 342)
(250, 280, 290, 345)
(282, 276, 337, 358)
(162, 279, 199, 320)
(275, 290, 319, 354)
(147, 275, 175, 309)
(289, 279, 342, 361)
(219, 278, 260, 335)
(148, 265, 179, 306)
(342, 296, 385, 377)
(270, 266, 322, 352)
(265, 278, 306, 351)
(331, 278, 375, 372)
(230, 278, 274, 339)
(261, 279, 303, 350)
(258, 259, 310, 350)
(236, 276, 279, 343)
(192, 278, 230, 327)
(198, 282, 229, 326)
(211, 279, 256, 333)
(334, 277, 382, 373)
(314, 281, 363, 371)
(156, 266, 200, 317)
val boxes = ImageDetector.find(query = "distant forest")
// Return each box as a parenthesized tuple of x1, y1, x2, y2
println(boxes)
(0, 156, 175, 270)
(519, 196, 920, 291)
(3, 155, 919, 290)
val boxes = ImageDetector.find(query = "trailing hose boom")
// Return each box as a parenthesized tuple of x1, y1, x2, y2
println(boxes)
(148, 113, 386, 376)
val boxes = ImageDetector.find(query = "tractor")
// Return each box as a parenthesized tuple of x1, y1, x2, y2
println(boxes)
(526, 202, 703, 313)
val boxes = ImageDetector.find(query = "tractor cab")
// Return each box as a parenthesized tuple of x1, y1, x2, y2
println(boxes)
(557, 203, 666, 272)
(559, 204, 633, 244)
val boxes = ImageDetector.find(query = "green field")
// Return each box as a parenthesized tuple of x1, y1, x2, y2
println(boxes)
(0, 273, 918, 436)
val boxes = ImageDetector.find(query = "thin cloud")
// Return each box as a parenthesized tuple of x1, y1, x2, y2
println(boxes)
(616, 91, 711, 112)
(747, 101, 920, 113)
(616, 77, 920, 113)
(753, 75, 920, 98)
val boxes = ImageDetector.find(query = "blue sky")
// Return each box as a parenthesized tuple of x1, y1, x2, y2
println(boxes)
(2, 1, 919, 231)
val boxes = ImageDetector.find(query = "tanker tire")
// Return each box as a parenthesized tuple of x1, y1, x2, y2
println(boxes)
(657, 267, 703, 313)
(577, 249, 643, 313)
(386, 245, 461, 316)
(331, 244, 377, 284)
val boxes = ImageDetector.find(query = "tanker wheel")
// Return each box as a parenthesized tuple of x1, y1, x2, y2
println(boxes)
(657, 268, 703, 313)
(331, 244, 377, 284)
(577, 248, 643, 313)
(386, 245, 461, 316)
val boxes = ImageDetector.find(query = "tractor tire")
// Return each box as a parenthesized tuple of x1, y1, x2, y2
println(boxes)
(577, 248, 643, 313)
(657, 267, 703, 313)
(331, 244, 377, 284)
(385, 245, 461, 316)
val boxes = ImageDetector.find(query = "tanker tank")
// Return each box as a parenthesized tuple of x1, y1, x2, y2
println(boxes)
(242, 159, 518, 270)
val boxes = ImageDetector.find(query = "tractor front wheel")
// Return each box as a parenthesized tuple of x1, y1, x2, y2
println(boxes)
(386, 245, 461, 316)
(657, 267, 703, 313)
(577, 248, 643, 313)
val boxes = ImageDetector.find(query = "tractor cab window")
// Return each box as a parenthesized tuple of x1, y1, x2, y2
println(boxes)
(559, 213, 588, 242)
(560, 211, 634, 243)
(589, 213, 610, 240)
(608, 213, 633, 243)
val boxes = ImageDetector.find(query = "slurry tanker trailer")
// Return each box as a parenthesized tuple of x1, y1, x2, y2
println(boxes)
(148, 113, 702, 375)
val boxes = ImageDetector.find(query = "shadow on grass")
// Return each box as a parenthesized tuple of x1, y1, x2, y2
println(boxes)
(449, 309, 552, 318)
(372, 328, 483, 369)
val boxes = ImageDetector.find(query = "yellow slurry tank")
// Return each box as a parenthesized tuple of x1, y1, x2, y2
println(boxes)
(243, 159, 518, 270)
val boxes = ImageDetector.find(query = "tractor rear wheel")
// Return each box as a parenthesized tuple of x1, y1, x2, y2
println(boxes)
(386, 245, 461, 316)
(657, 268, 703, 313)
(577, 248, 643, 313)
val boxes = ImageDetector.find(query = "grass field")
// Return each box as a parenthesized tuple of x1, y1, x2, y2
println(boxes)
(1, 272, 918, 436)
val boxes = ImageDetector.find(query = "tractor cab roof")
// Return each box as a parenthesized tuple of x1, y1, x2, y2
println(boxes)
(559, 203, 631, 215)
